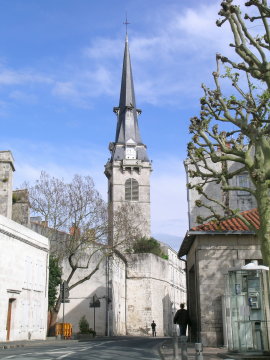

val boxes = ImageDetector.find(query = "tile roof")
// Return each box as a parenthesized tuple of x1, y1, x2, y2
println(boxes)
(191, 208, 260, 232)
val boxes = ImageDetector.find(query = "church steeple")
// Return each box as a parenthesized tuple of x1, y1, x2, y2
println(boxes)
(111, 35, 149, 161)
(105, 33, 152, 242)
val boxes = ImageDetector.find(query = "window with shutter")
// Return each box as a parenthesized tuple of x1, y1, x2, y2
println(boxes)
(125, 178, 139, 201)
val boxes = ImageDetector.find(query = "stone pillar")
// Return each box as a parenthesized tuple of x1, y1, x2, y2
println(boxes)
(0, 151, 15, 218)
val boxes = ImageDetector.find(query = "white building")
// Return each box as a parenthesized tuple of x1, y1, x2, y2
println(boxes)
(0, 151, 49, 341)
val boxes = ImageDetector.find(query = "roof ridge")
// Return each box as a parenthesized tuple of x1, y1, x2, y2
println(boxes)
(191, 208, 259, 232)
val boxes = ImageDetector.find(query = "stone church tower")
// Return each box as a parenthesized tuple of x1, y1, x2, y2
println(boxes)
(105, 35, 152, 242)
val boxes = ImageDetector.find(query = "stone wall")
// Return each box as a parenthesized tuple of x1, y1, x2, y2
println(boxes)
(185, 158, 257, 229)
(106, 159, 152, 243)
(110, 255, 126, 335)
(58, 249, 108, 335)
(126, 253, 186, 336)
(0, 151, 14, 219)
(186, 233, 261, 346)
(0, 214, 49, 341)
(12, 189, 30, 226)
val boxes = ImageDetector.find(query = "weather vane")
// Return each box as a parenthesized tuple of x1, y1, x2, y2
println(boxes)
(123, 13, 130, 35)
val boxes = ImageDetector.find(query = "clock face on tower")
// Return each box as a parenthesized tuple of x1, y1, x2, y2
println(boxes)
(125, 146, 136, 159)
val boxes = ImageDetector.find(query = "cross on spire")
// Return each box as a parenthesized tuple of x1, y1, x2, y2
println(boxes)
(123, 13, 130, 35)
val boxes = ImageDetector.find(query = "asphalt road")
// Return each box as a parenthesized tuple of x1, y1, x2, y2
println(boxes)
(0, 337, 164, 360)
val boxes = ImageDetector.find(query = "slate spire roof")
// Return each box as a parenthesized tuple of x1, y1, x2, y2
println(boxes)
(111, 35, 149, 161)
(115, 34, 142, 144)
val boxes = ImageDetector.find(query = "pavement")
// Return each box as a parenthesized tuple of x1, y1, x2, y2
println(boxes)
(159, 338, 227, 360)
(158, 338, 270, 360)
(1, 337, 270, 360)
(0, 337, 227, 359)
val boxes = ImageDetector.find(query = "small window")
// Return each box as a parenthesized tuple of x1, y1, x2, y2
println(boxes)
(125, 178, 139, 201)
(237, 174, 250, 195)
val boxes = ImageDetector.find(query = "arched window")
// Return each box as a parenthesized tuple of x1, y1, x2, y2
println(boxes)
(125, 178, 139, 201)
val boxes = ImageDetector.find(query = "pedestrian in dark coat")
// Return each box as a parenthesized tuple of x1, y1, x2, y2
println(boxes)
(151, 321, 157, 336)
(173, 303, 190, 336)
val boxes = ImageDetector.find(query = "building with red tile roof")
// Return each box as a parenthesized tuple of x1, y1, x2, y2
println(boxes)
(177, 208, 262, 347)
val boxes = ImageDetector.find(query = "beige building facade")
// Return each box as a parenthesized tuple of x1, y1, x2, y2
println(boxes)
(179, 209, 262, 346)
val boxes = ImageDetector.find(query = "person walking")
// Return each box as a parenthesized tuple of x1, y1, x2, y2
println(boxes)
(173, 303, 190, 336)
(151, 320, 157, 337)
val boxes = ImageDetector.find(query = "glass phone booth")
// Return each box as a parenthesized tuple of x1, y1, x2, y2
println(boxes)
(224, 263, 270, 354)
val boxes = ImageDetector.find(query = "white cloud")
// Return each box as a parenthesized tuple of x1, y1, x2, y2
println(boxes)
(9, 90, 38, 104)
(9, 140, 108, 199)
(0, 1, 258, 109)
(0, 65, 53, 86)
(84, 38, 122, 59)
(151, 157, 188, 238)
(79, 1, 237, 106)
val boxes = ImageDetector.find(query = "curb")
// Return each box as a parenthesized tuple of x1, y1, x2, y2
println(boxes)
(0, 344, 25, 350)
(0, 339, 79, 350)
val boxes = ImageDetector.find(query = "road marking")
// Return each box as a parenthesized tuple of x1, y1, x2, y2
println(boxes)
(0, 341, 109, 359)
(56, 351, 74, 359)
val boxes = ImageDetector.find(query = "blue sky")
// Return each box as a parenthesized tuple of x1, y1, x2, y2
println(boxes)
(0, 0, 244, 249)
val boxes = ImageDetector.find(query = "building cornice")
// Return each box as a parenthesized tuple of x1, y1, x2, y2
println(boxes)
(0, 227, 49, 253)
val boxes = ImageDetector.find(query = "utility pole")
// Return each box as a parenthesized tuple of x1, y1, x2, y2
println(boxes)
(61, 281, 70, 338)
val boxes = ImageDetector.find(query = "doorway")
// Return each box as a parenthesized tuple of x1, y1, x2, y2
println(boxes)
(6, 298, 15, 341)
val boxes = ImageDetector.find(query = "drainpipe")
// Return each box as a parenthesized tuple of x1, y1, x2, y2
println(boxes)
(105, 256, 110, 336)
(195, 248, 201, 343)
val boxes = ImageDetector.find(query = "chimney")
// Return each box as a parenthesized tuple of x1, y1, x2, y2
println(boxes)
(0, 151, 15, 219)
(70, 225, 80, 237)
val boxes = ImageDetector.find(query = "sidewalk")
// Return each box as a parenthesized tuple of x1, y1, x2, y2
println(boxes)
(159, 338, 228, 360)
(0, 338, 78, 349)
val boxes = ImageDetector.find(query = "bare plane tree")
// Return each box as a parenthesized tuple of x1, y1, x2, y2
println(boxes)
(25, 171, 144, 334)
(187, 0, 270, 266)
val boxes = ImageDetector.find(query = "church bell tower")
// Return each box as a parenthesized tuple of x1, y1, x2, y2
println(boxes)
(105, 34, 152, 244)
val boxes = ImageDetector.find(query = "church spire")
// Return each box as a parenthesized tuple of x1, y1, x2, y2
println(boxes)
(111, 35, 149, 161)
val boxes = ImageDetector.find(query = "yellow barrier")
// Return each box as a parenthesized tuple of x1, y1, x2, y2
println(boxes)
(55, 323, 72, 338)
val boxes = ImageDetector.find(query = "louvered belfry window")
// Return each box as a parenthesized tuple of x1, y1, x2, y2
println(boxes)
(125, 178, 139, 201)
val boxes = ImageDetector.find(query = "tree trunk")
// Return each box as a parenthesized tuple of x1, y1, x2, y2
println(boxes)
(47, 295, 62, 336)
(257, 182, 270, 267)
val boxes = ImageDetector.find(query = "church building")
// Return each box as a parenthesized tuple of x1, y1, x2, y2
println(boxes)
(58, 34, 186, 336)
(104, 34, 152, 241)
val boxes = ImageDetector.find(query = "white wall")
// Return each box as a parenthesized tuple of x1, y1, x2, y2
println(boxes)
(126, 252, 186, 336)
(0, 214, 49, 341)
(58, 250, 108, 335)
(109, 255, 126, 335)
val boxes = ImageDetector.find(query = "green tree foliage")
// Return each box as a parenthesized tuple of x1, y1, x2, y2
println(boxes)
(78, 315, 90, 334)
(132, 237, 168, 259)
(48, 256, 62, 310)
(187, 0, 270, 266)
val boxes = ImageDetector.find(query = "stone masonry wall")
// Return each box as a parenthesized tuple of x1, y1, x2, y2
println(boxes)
(126, 253, 186, 336)
(186, 234, 261, 346)
(0, 151, 14, 219)
(185, 158, 257, 229)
